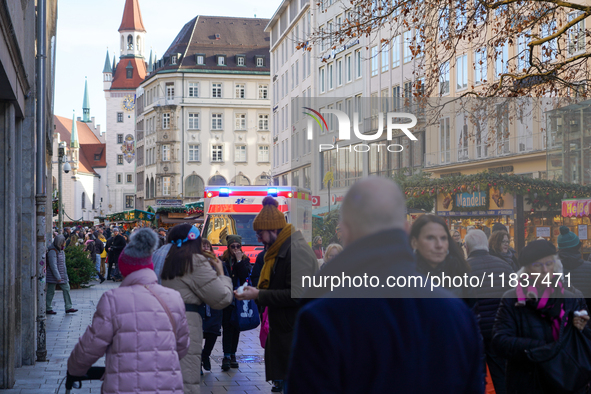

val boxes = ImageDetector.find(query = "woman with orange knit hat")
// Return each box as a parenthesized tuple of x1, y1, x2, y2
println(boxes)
(235, 196, 317, 392)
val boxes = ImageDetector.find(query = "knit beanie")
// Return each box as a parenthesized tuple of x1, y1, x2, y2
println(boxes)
(492, 222, 508, 233)
(253, 196, 287, 231)
(118, 228, 158, 277)
(518, 239, 557, 267)
(557, 226, 580, 250)
(226, 234, 242, 246)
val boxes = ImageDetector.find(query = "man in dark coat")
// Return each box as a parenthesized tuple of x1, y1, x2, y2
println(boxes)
(106, 227, 126, 281)
(558, 226, 591, 307)
(465, 229, 514, 394)
(287, 177, 484, 394)
(234, 196, 317, 392)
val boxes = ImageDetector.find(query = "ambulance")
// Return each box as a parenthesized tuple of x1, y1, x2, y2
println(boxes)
(201, 186, 312, 261)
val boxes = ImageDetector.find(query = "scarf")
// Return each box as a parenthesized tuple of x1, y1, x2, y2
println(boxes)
(516, 280, 566, 341)
(257, 224, 294, 289)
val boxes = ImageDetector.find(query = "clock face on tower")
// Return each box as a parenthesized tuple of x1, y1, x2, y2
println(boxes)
(122, 95, 135, 112)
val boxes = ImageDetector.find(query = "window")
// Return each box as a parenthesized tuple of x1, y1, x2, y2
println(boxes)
(440, 117, 450, 163)
(403, 30, 412, 63)
(116, 174, 122, 184)
(337, 59, 342, 86)
(126, 69, 133, 79)
(256, 57, 264, 67)
(568, 12, 585, 56)
(320, 68, 325, 93)
(235, 145, 247, 162)
(295, 60, 299, 87)
(356, 50, 362, 78)
(439, 7, 450, 41)
(346, 54, 352, 82)
(455, 2, 466, 30)
(162, 144, 170, 161)
(475, 48, 487, 85)
(126, 174, 133, 183)
(303, 167, 311, 189)
(392, 85, 401, 111)
(258, 145, 269, 162)
(162, 177, 171, 196)
(166, 83, 174, 100)
(92, 193, 95, 209)
(117, 134, 123, 144)
(237, 56, 245, 66)
(496, 103, 510, 155)
(328, 63, 334, 89)
(495, 42, 508, 77)
(392, 35, 400, 68)
(258, 84, 268, 99)
(196, 54, 204, 65)
(211, 145, 223, 162)
(188, 144, 200, 161)
(439, 61, 450, 95)
(211, 113, 223, 130)
(235, 114, 246, 130)
(217, 55, 225, 66)
(457, 113, 469, 161)
(125, 195, 134, 209)
(541, 21, 557, 63)
(355, 94, 362, 124)
(456, 54, 467, 90)
(185, 175, 204, 197)
(258, 114, 269, 130)
(518, 33, 529, 71)
(235, 84, 245, 99)
(81, 192, 86, 209)
(475, 108, 488, 158)
(117, 112, 123, 123)
(117, 154, 124, 165)
(171, 55, 177, 65)
(188, 82, 199, 97)
(212, 83, 222, 98)
(163, 113, 170, 129)
(371, 46, 378, 76)
(188, 113, 199, 129)
(381, 44, 389, 72)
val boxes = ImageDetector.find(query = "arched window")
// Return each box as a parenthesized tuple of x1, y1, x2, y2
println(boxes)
(127, 35, 133, 50)
(92, 193, 96, 209)
(136, 36, 141, 53)
(120, 36, 124, 53)
(145, 178, 150, 198)
(150, 177, 155, 198)
(231, 174, 251, 186)
(255, 174, 271, 185)
(81, 192, 86, 209)
(185, 175, 204, 198)
(208, 175, 227, 186)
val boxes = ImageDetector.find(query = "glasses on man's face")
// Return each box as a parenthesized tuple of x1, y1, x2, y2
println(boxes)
(531, 261, 554, 269)
(230, 244, 241, 250)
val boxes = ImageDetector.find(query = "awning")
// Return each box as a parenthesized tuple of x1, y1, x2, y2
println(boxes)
(562, 199, 591, 217)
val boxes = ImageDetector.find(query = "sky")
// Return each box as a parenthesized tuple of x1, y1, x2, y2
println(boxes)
(55, 0, 281, 131)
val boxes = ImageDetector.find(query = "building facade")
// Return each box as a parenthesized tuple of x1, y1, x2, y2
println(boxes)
(135, 15, 271, 210)
(103, 0, 148, 213)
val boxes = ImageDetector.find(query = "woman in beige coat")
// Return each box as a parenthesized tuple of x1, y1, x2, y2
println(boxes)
(160, 224, 233, 394)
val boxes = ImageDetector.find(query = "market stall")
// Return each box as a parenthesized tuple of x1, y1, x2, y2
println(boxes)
(106, 209, 156, 233)
(561, 198, 591, 257)
(155, 202, 204, 230)
(403, 171, 591, 252)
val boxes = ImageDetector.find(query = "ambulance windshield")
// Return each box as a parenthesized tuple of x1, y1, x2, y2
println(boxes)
(202, 214, 263, 246)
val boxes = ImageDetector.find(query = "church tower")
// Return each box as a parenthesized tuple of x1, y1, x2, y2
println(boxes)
(104, 0, 147, 214)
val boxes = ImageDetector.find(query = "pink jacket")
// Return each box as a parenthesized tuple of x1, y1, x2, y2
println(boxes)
(68, 269, 190, 394)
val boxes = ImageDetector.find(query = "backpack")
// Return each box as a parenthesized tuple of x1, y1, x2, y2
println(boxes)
(95, 239, 104, 254)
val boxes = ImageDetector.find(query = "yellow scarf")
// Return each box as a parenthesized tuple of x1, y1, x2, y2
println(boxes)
(257, 224, 294, 289)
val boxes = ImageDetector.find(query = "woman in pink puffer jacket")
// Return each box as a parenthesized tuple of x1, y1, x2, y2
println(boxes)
(68, 228, 190, 394)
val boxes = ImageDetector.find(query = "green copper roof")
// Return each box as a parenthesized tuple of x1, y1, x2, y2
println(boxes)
(70, 111, 79, 148)
(103, 50, 112, 73)
(126, 60, 134, 70)
(82, 78, 90, 122)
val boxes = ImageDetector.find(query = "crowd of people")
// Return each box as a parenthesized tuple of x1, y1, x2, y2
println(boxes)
(55, 177, 591, 394)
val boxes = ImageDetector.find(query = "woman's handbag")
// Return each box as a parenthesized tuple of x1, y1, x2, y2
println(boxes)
(259, 307, 269, 348)
(526, 315, 591, 393)
(231, 274, 260, 331)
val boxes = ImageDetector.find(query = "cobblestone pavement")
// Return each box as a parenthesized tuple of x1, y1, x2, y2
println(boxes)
(1, 280, 271, 394)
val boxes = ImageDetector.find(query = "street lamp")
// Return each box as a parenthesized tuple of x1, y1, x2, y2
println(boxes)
(57, 141, 66, 232)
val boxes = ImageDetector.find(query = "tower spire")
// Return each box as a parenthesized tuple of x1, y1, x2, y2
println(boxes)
(82, 77, 91, 122)
(118, 0, 146, 32)
(148, 47, 153, 72)
(103, 50, 112, 73)
(70, 111, 79, 148)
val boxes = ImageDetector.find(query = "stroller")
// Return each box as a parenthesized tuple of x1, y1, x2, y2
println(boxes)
(58, 366, 105, 394)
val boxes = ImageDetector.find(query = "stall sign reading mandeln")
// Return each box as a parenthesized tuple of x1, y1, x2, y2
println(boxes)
(437, 188, 514, 216)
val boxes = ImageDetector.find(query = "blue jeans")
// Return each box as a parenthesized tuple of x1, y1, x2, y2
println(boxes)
(95, 254, 101, 279)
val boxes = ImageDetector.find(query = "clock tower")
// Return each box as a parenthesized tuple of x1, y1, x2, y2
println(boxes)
(104, 0, 147, 214)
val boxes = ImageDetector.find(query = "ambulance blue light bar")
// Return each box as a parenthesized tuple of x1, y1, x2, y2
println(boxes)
(267, 188, 278, 197)
(219, 187, 230, 197)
